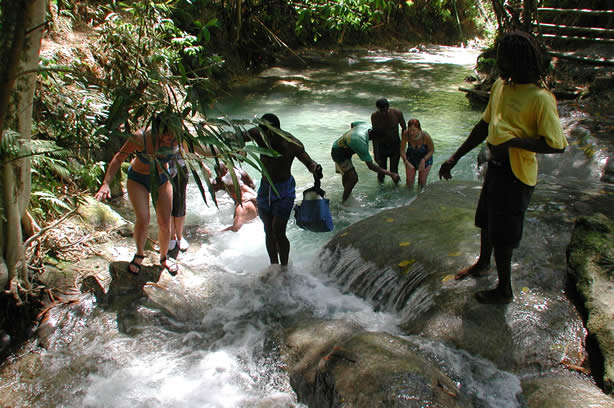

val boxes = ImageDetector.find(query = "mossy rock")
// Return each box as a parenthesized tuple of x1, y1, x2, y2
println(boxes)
(567, 213, 614, 395)
(77, 196, 126, 230)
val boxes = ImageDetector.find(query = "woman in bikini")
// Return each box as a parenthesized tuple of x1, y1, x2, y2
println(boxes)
(400, 118, 435, 189)
(95, 116, 179, 276)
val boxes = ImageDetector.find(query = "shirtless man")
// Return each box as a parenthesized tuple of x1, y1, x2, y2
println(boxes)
(244, 113, 323, 266)
(370, 98, 406, 183)
(210, 162, 258, 232)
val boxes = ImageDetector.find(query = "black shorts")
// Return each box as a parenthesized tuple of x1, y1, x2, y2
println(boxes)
(172, 165, 188, 217)
(475, 160, 534, 248)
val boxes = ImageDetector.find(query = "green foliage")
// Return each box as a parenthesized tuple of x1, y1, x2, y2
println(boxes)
(293, 0, 391, 43)
(291, 0, 485, 44)
(30, 0, 247, 220)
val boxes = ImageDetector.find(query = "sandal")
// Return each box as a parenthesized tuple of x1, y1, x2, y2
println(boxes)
(128, 254, 145, 275)
(160, 256, 178, 276)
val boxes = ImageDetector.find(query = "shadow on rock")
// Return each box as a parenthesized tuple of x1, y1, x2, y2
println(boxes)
(81, 261, 162, 333)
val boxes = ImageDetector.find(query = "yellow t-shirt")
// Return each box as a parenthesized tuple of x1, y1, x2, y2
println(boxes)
(482, 78, 567, 186)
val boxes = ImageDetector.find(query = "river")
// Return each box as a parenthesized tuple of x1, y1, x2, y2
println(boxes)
(2, 46, 503, 407)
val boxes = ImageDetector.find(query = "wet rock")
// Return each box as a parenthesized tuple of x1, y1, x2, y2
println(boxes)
(0, 331, 10, 354)
(103, 261, 163, 309)
(0, 262, 7, 297)
(37, 294, 97, 350)
(602, 157, 614, 184)
(567, 214, 614, 395)
(522, 374, 614, 408)
(322, 180, 612, 403)
(77, 196, 127, 230)
(282, 319, 472, 407)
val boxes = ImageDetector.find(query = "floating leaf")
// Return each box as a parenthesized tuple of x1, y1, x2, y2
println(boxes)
(442, 274, 455, 282)
(447, 251, 462, 256)
(521, 287, 530, 293)
(340, 232, 348, 237)
(399, 241, 410, 247)
(385, 218, 394, 222)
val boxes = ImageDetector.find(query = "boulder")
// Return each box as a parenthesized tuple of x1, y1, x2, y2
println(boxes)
(321, 180, 612, 404)
(522, 374, 614, 408)
(567, 214, 614, 395)
(282, 319, 472, 407)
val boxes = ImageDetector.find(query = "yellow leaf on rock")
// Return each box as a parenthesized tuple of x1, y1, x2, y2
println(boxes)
(398, 259, 416, 267)
(442, 274, 455, 282)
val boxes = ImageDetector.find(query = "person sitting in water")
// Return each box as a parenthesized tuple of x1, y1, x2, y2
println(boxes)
(210, 162, 258, 232)
(331, 121, 401, 202)
(401, 118, 435, 189)
(95, 115, 179, 276)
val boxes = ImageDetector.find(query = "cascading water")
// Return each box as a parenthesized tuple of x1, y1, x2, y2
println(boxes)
(4, 45, 600, 407)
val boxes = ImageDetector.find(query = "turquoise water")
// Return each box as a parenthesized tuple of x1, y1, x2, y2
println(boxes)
(209, 46, 483, 233)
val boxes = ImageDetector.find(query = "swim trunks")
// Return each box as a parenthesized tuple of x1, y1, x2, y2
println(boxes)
(257, 176, 296, 219)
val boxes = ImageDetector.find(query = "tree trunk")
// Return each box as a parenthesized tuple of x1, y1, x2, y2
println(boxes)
(0, 0, 47, 296)
(234, 0, 242, 43)
(523, 0, 537, 33)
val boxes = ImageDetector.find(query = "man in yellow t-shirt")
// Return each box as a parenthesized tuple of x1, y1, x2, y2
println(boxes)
(438, 31, 568, 304)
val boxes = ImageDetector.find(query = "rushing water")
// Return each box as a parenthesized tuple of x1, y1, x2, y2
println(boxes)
(1, 46, 531, 407)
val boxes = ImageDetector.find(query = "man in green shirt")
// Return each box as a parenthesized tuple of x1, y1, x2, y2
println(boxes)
(331, 121, 400, 202)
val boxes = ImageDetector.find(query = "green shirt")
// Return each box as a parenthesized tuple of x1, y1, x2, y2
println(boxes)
(332, 121, 373, 163)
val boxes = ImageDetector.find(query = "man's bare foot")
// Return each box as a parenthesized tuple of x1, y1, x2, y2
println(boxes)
(454, 262, 490, 280)
(475, 288, 513, 304)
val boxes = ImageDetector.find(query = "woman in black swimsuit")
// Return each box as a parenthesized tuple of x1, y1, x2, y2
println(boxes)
(400, 118, 435, 189)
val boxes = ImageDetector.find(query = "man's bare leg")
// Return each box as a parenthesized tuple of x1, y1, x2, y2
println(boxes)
(342, 169, 358, 202)
(475, 245, 513, 304)
(455, 228, 493, 280)
(272, 216, 290, 266)
(260, 212, 279, 264)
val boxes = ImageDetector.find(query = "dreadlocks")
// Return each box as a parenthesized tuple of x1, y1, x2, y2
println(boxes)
(496, 31, 549, 86)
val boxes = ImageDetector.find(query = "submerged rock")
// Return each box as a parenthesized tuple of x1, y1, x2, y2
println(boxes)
(282, 319, 472, 407)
